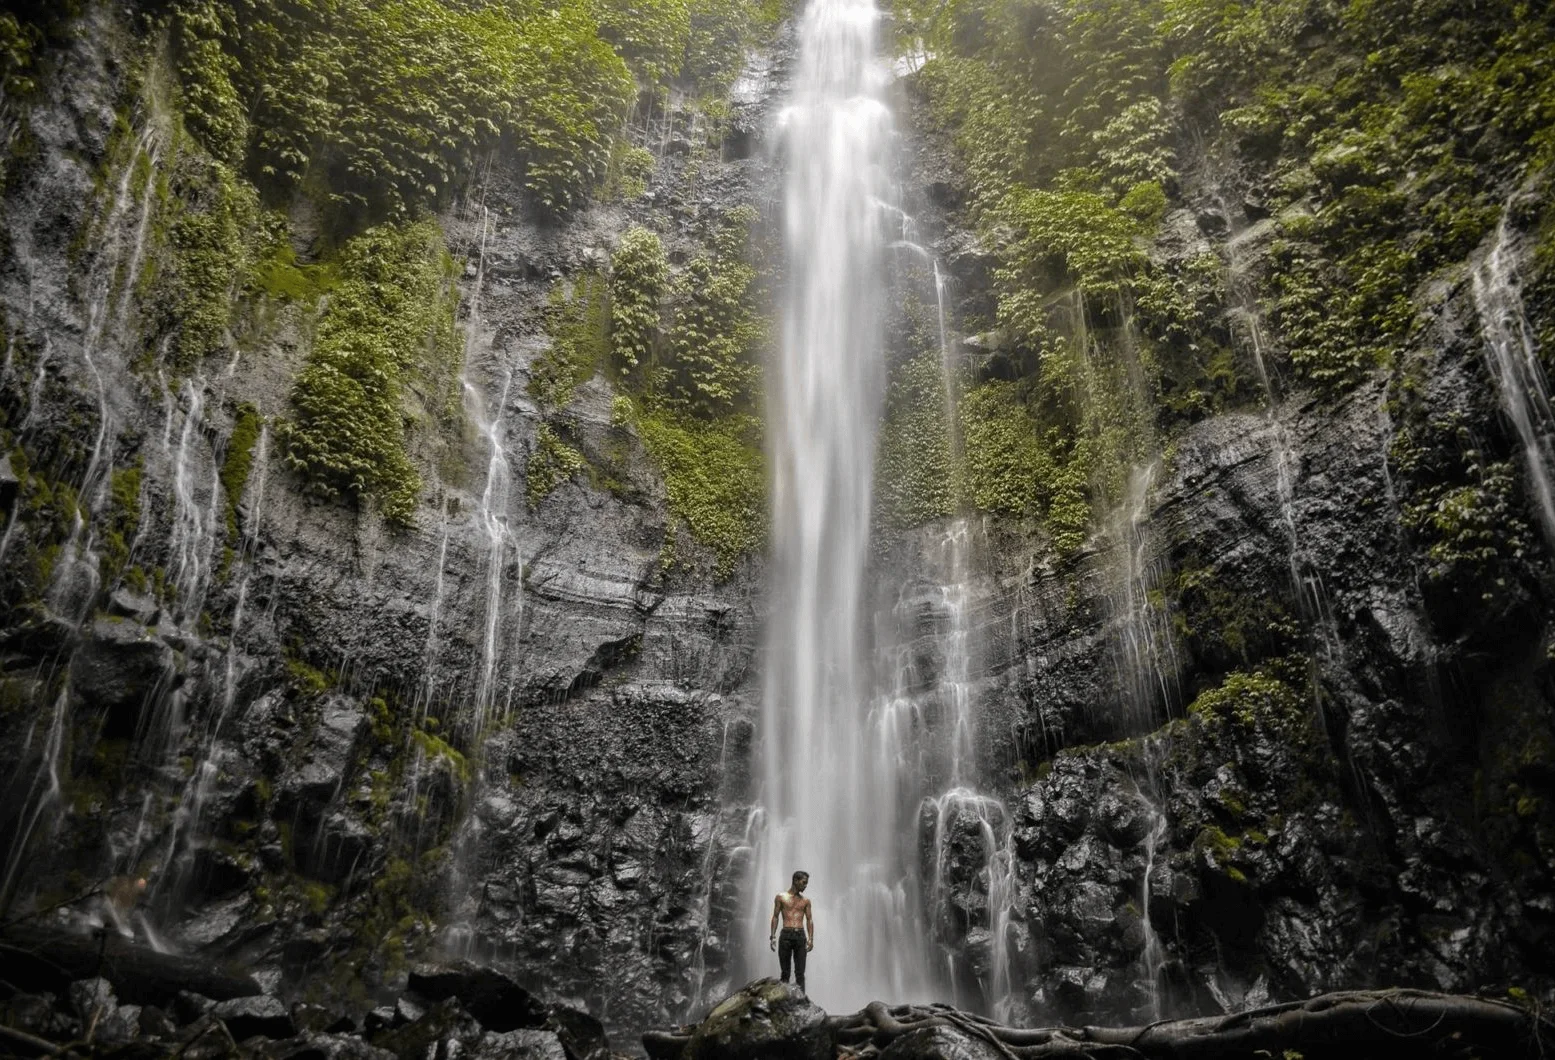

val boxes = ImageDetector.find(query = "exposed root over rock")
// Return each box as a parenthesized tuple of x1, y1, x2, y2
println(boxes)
(647, 985, 1555, 1060)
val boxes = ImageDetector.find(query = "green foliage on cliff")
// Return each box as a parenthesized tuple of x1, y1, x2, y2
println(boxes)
(905, 0, 1555, 397)
(220, 402, 262, 540)
(592, 209, 767, 570)
(279, 221, 459, 524)
(663, 209, 766, 416)
(610, 226, 670, 371)
(530, 271, 611, 410)
(151, 150, 262, 370)
(0, 14, 41, 98)
(876, 352, 955, 528)
(206, 0, 634, 219)
(160, 0, 769, 223)
(101, 461, 144, 584)
(526, 423, 588, 506)
(631, 405, 765, 575)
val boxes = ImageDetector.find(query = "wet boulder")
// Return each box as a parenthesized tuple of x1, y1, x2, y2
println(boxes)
(683, 979, 833, 1060)
(406, 962, 548, 1032)
(472, 1028, 569, 1060)
(69, 618, 176, 736)
(263, 1031, 397, 1059)
(214, 994, 297, 1040)
(548, 1004, 610, 1060)
(371, 997, 485, 1060)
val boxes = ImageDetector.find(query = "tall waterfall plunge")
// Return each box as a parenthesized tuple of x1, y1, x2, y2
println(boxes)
(748, 0, 938, 1010)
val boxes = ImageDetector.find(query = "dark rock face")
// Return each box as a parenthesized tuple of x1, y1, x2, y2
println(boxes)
(0, 2, 782, 1043)
(874, 142, 1555, 1020)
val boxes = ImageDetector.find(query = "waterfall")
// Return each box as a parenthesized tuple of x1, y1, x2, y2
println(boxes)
(1472, 217, 1555, 549)
(750, 0, 933, 1009)
(460, 204, 522, 741)
(1105, 463, 1178, 731)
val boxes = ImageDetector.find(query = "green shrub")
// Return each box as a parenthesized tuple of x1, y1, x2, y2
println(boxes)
(958, 380, 1048, 518)
(593, 0, 690, 86)
(664, 251, 763, 416)
(526, 423, 588, 506)
(100, 461, 143, 583)
(279, 221, 458, 524)
(220, 402, 262, 539)
(530, 271, 611, 409)
(173, 0, 248, 166)
(610, 226, 668, 371)
(630, 402, 764, 576)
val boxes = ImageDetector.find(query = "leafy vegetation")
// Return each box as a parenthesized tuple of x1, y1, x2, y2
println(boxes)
(220, 402, 262, 540)
(278, 221, 459, 524)
(630, 404, 765, 575)
(875, 352, 955, 528)
(529, 271, 611, 410)
(609, 226, 670, 371)
(888, 0, 1555, 545)
(525, 423, 588, 506)
(524, 208, 768, 572)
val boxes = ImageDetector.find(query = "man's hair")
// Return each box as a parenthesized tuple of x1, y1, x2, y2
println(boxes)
(792, 870, 809, 883)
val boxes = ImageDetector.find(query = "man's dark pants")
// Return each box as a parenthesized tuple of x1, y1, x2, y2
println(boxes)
(778, 927, 807, 990)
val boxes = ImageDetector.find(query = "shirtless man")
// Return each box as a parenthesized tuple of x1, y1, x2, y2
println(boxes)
(768, 871, 814, 992)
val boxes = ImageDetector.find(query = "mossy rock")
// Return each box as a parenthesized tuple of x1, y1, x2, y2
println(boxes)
(685, 979, 832, 1060)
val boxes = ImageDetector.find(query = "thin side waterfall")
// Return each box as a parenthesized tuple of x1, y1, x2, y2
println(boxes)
(1107, 463, 1179, 730)
(751, 0, 936, 1009)
(45, 129, 161, 624)
(461, 205, 521, 740)
(168, 378, 218, 622)
(1136, 779, 1169, 1020)
(1473, 217, 1555, 549)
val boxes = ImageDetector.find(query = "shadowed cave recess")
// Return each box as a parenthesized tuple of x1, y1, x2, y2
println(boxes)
(1, 0, 1555, 1053)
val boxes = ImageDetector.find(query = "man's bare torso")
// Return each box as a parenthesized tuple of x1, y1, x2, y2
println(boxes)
(775, 890, 810, 929)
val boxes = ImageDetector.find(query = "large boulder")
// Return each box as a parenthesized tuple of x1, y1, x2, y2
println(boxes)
(683, 979, 833, 1060)
(406, 962, 548, 1032)
(214, 994, 298, 1040)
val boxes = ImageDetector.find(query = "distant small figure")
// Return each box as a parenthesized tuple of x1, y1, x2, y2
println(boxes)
(768, 870, 814, 993)
(100, 875, 147, 937)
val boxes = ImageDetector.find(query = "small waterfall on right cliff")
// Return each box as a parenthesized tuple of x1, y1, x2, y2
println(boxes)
(1473, 217, 1555, 548)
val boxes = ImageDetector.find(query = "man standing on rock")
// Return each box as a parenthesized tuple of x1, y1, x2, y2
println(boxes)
(769, 870, 814, 993)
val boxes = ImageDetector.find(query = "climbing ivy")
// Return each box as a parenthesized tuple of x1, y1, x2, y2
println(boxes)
(630, 404, 765, 576)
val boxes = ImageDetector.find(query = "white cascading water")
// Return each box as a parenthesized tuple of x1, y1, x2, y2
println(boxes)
(1473, 217, 1555, 549)
(750, 0, 936, 1010)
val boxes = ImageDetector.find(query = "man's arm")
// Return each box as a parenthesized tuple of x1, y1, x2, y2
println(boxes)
(805, 898, 814, 951)
(770, 894, 781, 950)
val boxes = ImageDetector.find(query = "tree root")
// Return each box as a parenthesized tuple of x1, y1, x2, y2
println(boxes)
(651, 988, 1555, 1060)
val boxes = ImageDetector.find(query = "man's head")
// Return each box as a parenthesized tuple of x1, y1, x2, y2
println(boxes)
(791, 871, 809, 892)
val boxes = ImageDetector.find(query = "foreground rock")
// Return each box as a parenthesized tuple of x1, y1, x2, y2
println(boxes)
(0, 953, 605, 1060)
(648, 985, 1555, 1059)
